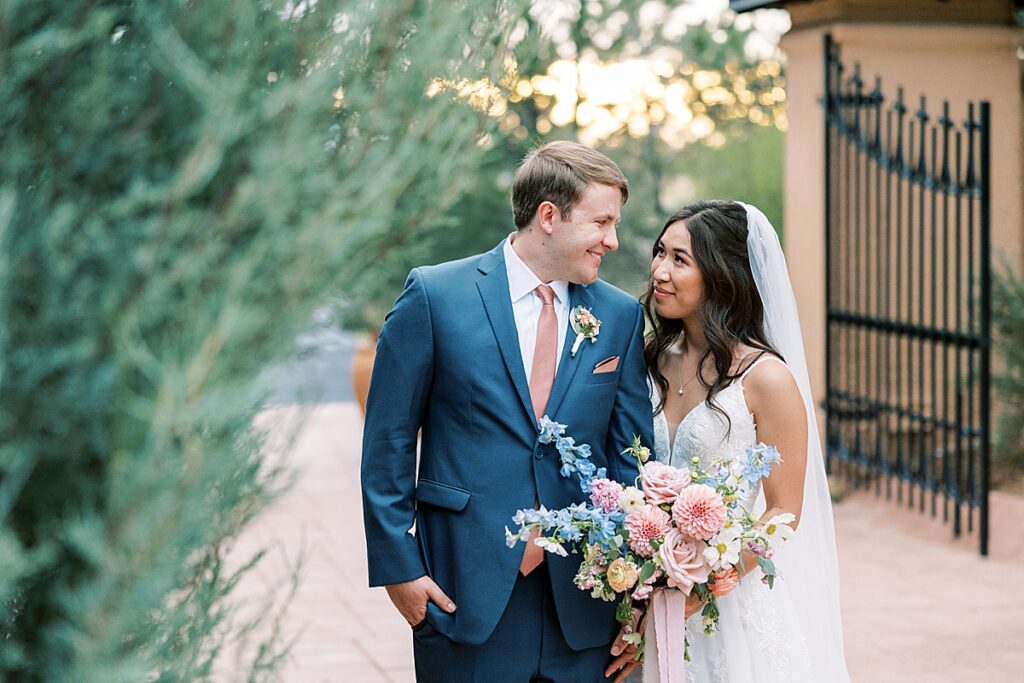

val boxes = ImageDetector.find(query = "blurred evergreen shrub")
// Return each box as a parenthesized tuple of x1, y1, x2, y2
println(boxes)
(994, 262, 1024, 473)
(0, 0, 524, 678)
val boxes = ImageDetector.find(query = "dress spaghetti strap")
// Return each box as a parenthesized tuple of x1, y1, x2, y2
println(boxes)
(738, 353, 786, 381)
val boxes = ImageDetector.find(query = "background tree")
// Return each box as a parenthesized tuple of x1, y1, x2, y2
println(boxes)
(343, 0, 789, 330)
(503, 2, 787, 290)
(0, 0, 526, 678)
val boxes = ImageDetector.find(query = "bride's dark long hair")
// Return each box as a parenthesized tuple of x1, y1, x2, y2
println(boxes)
(641, 200, 782, 420)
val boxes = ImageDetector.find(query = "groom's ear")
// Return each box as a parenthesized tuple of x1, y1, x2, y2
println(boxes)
(535, 200, 560, 234)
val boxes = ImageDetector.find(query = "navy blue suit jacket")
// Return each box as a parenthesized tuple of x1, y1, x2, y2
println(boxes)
(361, 240, 655, 650)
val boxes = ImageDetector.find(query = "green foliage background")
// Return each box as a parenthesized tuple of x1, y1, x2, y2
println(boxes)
(0, 0, 527, 677)
(340, 2, 787, 329)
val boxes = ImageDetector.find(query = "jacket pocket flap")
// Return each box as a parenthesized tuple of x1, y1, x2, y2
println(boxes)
(415, 479, 471, 511)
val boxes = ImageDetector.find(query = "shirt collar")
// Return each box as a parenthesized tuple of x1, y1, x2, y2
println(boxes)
(503, 234, 569, 307)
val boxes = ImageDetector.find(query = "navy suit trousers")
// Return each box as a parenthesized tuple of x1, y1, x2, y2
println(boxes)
(412, 565, 613, 683)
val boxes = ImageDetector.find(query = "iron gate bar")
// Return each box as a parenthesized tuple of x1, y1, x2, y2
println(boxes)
(826, 311, 984, 346)
(979, 101, 991, 556)
(883, 96, 894, 503)
(940, 103, 952, 525)
(946, 107, 958, 521)
(828, 389, 982, 434)
(821, 34, 991, 555)
(967, 102, 977, 536)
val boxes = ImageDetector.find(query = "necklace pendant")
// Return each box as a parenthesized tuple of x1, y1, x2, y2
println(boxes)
(677, 388, 684, 396)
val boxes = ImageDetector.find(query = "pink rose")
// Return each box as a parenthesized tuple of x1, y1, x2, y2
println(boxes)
(624, 504, 671, 557)
(657, 528, 709, 594)
(671, 484, 727, 541)
(640, 461, 690, 507)
(589, 478, 624, 513)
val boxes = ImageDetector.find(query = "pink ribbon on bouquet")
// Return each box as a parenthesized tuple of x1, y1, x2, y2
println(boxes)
(643, 588, 687, 683)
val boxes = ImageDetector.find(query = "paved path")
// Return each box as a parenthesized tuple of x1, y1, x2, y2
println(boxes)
(227, 402, 1024, 682)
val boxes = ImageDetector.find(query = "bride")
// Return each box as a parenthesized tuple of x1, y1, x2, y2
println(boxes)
(609, 201, 849, 682)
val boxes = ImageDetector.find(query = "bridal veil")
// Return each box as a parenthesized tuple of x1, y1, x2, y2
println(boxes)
(742, 202, 850, 682)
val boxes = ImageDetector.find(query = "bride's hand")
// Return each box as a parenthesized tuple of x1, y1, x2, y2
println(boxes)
(685, 591, 703, 619)
(604, 593, 703, 680)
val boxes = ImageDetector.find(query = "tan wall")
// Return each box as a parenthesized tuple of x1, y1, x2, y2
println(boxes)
(780, 22, 1024, 426)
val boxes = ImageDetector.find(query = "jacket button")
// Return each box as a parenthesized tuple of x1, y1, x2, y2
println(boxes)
(534, 448, 543, 460)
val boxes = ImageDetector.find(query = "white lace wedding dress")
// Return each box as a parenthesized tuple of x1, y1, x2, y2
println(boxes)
(649, 357, 814, 683)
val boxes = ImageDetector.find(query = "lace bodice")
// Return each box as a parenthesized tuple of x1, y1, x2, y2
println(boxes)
(654, 380, 757, 470)
(651, 358, 777, 511)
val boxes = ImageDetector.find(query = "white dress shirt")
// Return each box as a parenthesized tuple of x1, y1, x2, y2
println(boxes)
(503, 235, 569, 379)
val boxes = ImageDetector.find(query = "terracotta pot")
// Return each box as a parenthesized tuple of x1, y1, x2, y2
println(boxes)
(351, 332, 378, 415)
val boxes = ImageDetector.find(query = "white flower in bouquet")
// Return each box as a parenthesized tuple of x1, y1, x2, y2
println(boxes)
(535, 536, 569, 557)
(703, 525, 742, 571)
(618, 486, 645, 514)
(726, 463, 744, 489)
(760, 512, 796, 545)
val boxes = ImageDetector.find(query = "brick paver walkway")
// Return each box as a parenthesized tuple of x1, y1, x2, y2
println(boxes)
(226, 403, 1023, 682)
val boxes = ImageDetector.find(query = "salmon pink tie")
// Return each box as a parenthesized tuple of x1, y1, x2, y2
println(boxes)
(528, 284, 558, 421)
(520, 284, 558, 576)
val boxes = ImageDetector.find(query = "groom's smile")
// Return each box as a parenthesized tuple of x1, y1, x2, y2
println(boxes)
(547, 181, 622, 284)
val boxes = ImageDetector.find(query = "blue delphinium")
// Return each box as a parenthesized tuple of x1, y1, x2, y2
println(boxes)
(508, 417, 629, 551)
(587, 508, 625, 550)
(579, 466, 607, 493)
(537, 416, 565, 443)
(512, 506, 556, 528)
(540, 417, 602, 486)
(552, 508, 583, 543)
(575, 458, 596, 479)
(740, 443, 782, 486)
(700, 462, 733, 488)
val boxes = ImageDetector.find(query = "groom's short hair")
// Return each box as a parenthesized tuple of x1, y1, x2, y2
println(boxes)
(511, 141, 628, 229)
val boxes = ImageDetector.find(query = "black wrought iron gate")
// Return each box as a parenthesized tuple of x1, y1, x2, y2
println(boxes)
(822, 35, 992, 555)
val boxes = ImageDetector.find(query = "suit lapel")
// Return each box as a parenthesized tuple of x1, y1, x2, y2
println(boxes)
(544, 283, 596, 420)
(477, 243, 535, 425)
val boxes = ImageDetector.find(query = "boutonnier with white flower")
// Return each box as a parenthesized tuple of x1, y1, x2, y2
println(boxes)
(570, 306, 601, 357)
(505, 424, 795, 682)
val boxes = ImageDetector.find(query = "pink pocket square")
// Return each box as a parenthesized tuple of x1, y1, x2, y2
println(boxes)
(593, 356, 620, 373)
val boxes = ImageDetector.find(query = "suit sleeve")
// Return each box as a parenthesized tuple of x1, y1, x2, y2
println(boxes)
(605, 302, 654, 487)
(361, 268, 432, 587)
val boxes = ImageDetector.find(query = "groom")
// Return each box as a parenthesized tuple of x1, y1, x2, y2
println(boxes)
(361, 141, 654, 682)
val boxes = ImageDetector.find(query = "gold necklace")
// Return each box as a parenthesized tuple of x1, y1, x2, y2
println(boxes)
(677, 350, 711, 396)
(677, 371, 700, 396)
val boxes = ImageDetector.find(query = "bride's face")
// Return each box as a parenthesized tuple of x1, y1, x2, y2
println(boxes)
(651, 221, 704, 321)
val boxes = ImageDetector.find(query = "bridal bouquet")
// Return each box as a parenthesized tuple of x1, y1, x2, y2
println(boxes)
(505, 417, 795, 673)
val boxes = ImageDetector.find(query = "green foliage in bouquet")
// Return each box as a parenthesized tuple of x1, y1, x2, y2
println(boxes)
(0, 0, 526, 678)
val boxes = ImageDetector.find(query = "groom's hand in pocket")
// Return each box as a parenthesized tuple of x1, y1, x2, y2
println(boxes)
(385, 576, 457, 627)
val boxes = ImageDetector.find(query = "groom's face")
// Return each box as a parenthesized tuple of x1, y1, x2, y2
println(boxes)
(547, 182, 622, 284)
